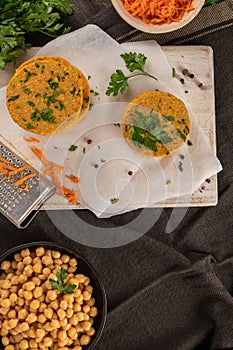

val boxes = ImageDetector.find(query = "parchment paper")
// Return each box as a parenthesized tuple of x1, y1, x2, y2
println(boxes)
(0, 25, 222, 218)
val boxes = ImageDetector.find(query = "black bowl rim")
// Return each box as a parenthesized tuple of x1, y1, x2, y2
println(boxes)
(0, 241, 107, 350)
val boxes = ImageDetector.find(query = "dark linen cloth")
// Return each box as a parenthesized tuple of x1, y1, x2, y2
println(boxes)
(0, 1, 233, 349)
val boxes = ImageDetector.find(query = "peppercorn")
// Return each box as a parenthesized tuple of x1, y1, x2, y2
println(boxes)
(128, 171, 133, 176)
(182, 69, 189, 76)
(180, 78, 185, 84)
(189, 73, 194, 78)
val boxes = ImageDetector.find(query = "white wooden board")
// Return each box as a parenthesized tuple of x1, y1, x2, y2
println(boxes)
(0, 45, 217, 209)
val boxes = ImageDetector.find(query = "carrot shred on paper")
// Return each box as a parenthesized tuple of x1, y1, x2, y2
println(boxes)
(24, 137, 40, 143)
(121, 0, 194, 25)
(30, 146, 78, 204)
(65, 174, 81, 185)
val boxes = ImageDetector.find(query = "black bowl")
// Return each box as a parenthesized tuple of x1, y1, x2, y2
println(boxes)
(0, 241, 107, 350)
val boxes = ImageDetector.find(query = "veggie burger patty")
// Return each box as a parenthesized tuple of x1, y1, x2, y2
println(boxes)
(122, 91, 190, 157)
(6, 56, 90, 135)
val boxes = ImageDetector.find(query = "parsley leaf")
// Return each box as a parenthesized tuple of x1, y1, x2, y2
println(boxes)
(0, 0, 73, 70)
(69, 145, 78, 152)
(49, 267, 77, 296)
(106, 52, 157, 96)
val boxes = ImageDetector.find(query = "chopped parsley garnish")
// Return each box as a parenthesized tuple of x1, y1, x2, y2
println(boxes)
(27, 101, 35, 107)
(23, 68, 37, 82)
(40, 65, 45, 73)
(88, 75, 91, 80)
(172, 67, 176, 77)
(111, 197, 119, 204)
(7, 95, 20, 102)
(70, 87, 76, 96)
(23, 86, 31, 95)
(47, 78, 59, 90)
(35, 62, 40, 68)
(43, 90, 64, 106)
(89, 103, 94, 110)
(178, 162, 184, 172)
(31, 108, 56, 123)
(26, 123, 35, 129)
(163, 115, 174, 122)
(187, 140, 193, 146)
(69, 145, 78, 152)
(59, 101, 65, 110)
(114, 123, 121, 127)
(35, 93, 41, 98)
(90, 89, 99, 96)
(101, 158, 106, 163)
(176, 129, 187, 141)
(106, 52, 157, 96)
(166, 180, 171, 185)
(83, 147, 86, 154)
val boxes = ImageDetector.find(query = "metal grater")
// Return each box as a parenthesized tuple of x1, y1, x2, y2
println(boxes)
(0, 140, 56, 228)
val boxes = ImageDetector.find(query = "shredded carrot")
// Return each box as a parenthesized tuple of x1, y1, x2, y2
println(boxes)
(65, 174, 81, 185)
(0, 156, 36, 190)
(24, 137, 40, 143)
(31, 147, 78, 204)
(121, 0, 194, 25)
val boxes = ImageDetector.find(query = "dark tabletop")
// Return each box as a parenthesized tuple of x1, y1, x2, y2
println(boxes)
(1, 1, 233, 349)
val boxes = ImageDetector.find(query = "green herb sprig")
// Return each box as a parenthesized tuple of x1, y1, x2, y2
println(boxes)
(106, 52, 157, 96)
(0, 0, 73, 70)
(49, 268, 77, 296)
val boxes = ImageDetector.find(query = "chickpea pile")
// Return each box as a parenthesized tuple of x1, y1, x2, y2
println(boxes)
(0, 247, 98, 350)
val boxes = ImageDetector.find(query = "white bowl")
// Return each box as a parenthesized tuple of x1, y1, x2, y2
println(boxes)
(111, 0, 205, 34)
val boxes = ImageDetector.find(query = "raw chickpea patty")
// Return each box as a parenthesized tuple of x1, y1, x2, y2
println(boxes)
(0, 247, 98, 350)
(122, 91, 190, 157)
(6, 56, 90, 135)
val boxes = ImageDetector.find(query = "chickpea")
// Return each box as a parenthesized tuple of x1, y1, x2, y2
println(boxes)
(43, 337, 53, 347)
(37, 314, 46, 324)
(26, 313, 37, 324)
(27, 328, 36, 338)
(86, 297, 95, 307)
(33, 286, 43, 298)
(90, 306, 98, 317)
(42, 255, 53, 266)
(80, 334, 91, 346)
(82, 305, 90, 314)
(11, 261, 18, 269)
(0, 307, 10, 315)
(48, 273, 56, 280)
(30, 299, 40, 310)
(9, 292, 17, 304)
(8, 309, 16, 318)
(1, 279, 11, 289)
(32, 277, 41, 286)
(22, 256, 32, 265)
(5, 346, 15, 350)
(85, 285, 93, 294)
(82, 321, 92, 332)
(20, 322, 30, 332)
(23, 265, 33, 277)
(61, 264, 68, 270)
(23, 291, 33, 301)
(73, 347, 82, 350)
(66, 308, 73, 318)
(18, 308, 28, 320)
(52, 251, 60, 259)
(36, 329, 45, 339)
(44, 307, 53, 319)
(45, 249, 52, 256)
(1, 289, 10, 298)
(44, 280, 52, 290)
(63, 293, 74, 305)
(67, 326, 77, 339)
(69, 315, 79, 326)
(61, 254, 70, 264)
(14, 333, 24, 343)
(1, 261, 11, 270)
(25, 281, 35, 291)
(14, 253, 22, 262)
(38, 295, 45, 303)
(2, 335, 10, 346)
(76, 312, 84, 322)
(58, 329, 67, 341)
(83, 291, 91, 301)
(68, 266, 77, 273)
(87, 327, 95, 336)
(11, 276, 19, 285)
(44, 322, 54, 332)
(69, 258, 77, 267)
(50, 319, 60, 330)
(47, 290, 57, 301)
(0, 326, 9, 336)
(38, 274, 46, 281)
(35, 247, 45, 257)
(29, 339, 38, 348)
(50, 329, 58, 339)
(1, 298, 11, 308)
(50, 300, 59, 310)
(54, 258, 62, 265)
(21, 249, 30, 258)
(60, 318, 68, 328)
(83, 277, 90, 286)
(58, 340, 69, 347)
(10, 285, 18, 293)
(32, 257, 41, 265)
(75, 294, 83, 305)
(73, 303, 81, 313)
(38, 302, 47, 313)
(60, 300, 68, 310)
(18, 275, 27, 284)
(17, 297, 24, 306)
